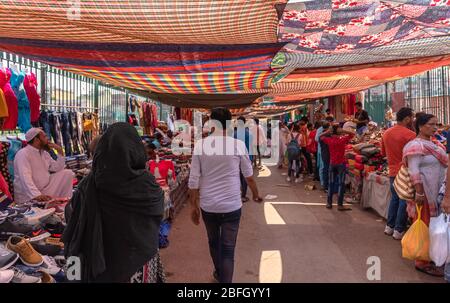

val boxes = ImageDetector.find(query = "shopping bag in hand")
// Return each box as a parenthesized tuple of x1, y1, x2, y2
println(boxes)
(401, 205, 430, 261)
(429, 213, 448, 267)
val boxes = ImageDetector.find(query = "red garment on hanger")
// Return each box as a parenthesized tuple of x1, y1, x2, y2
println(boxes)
(341, 95, 348, 114)
(328, 96, 336, 116)
(23, 72, 41, 123)
(0, 68, 18, 130)
(151, 104, 158, 129)
(148, 160, 176, 181)
(348, 94, 356, 115)
(142, 103, 153, 135)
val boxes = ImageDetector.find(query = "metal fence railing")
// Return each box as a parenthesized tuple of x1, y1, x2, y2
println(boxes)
(364, 65, 450, 125)
(1, 51, 171, 126)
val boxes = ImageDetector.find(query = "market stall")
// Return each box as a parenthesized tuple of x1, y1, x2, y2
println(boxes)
(361, 172, 390, 219)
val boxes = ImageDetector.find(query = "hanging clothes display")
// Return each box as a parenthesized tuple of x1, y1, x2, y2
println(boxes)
(69, 111, 82, 155)
(6, 136, 23, 182)
(0, 88, 9, 127)
(38, 109, 97, 156)
(152, 103, 158, 129)
(0, 68, 18, 130)
(341, 94, 348, 115)
(49, 112, 63, 147)
(76, 111, 84, 154)
(142, 102, 159, 135)
(60, 111, 73, 156)
(180, 108, 193, 125)
(348, 94, 356, 115)
(23, 72, 41, 124)
(10, 69, 32, 132)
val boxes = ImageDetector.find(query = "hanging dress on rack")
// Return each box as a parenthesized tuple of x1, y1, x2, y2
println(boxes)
(0, 68, 18, 130)
(23, 72, 41, 124)
(10, 69, 31, 132)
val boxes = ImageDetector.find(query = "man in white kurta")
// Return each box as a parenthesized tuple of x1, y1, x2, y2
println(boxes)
(14, 128, 74, 204)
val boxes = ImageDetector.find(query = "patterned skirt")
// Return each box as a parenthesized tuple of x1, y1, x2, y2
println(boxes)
(130, 251, 166, 283)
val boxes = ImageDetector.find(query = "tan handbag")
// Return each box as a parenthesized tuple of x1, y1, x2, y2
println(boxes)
(393, 164, 415, 201)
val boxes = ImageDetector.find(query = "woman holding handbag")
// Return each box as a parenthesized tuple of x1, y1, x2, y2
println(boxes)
(402, 113, 448, 277)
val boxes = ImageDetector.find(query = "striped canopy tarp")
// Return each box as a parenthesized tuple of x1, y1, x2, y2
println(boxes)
(0, 0, 283, 44)
(66, 68, 275, 94)
(0, 0, 285, 95)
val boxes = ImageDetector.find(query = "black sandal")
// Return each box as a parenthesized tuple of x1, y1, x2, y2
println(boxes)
(242, 197, 250, 203)
(415, 264, 444, 277)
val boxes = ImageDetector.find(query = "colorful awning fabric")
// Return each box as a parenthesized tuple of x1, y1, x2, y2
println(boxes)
(279, 0, 450, 54)
(0, 0, 449, 108)
(0, 0, 282, 44)
(66, 68, 275, 94)
(0, 38, 284, 73)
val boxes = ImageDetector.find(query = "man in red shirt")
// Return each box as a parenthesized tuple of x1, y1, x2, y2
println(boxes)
(320, 125, 354, 211)
(381, 107, 415, 240)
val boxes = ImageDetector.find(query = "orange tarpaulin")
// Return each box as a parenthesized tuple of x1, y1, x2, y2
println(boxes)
(273, 56, 450, 102)
(283, 58, 450, 82)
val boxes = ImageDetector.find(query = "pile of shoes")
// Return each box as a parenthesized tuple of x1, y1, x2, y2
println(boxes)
(0, 237, 64, 283)
(0, 202, 67, 283)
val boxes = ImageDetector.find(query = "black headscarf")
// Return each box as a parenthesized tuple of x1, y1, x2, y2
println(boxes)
(63, 122, 164, 282)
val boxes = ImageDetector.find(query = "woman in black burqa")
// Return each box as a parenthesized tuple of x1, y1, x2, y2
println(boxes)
(63, 122, 164, 282)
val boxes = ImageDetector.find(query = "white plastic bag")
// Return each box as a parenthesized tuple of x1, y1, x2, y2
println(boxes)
(429, 213, 448, 267)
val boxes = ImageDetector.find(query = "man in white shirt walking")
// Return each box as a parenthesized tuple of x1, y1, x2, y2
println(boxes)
(189, 107, 263, 283)
(14, 128, 74, 204)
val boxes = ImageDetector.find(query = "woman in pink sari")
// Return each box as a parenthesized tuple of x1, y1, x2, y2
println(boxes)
(403, 113, 448, 277)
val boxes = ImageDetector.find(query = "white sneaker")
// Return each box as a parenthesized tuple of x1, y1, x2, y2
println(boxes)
(40, 256, 61, 276)
(286, 177, 291, 182)
(392, 230, 405, 240)
(295, 178, 300, 183)
(11, 268, 41, 283)
(384, 225, 394, 236)
(0, 269, 14, 283)
(23, 208, 56, 225)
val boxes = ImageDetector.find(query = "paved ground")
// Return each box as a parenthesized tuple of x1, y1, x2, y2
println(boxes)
(160, 160, 443, 283)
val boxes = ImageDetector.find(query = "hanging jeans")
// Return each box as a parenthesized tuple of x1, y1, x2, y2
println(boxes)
(201, 208, 241, 283)
(327, 164, 346, 206)
(70, 112, 81, 155)
(60, 112, 72, 156)
(386, 177, 408, 233)
(50, 113, 63, 146)
(39, 111, 52, 140)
